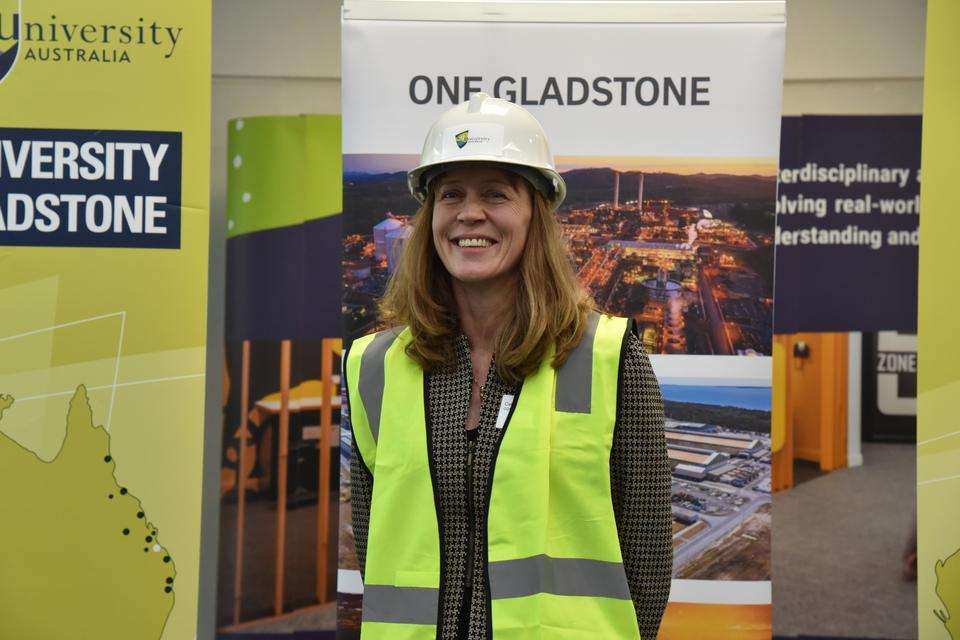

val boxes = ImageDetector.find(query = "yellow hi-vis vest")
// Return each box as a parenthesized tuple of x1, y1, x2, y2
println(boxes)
(345, 312, 641, 639)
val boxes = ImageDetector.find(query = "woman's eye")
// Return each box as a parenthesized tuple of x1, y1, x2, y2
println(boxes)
(440, 191, 459, 199)
(486, 191, 507, 200)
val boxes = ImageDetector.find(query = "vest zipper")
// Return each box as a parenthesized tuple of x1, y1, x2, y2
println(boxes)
(460, 433, 476, 637)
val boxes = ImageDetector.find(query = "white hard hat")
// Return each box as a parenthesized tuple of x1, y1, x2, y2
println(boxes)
(407, 92, 566, 210)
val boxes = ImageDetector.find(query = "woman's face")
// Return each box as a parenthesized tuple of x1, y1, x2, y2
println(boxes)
(432, 164, 533, 287)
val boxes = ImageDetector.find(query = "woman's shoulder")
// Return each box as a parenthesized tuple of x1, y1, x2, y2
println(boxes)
(356, 324, 409, 345)
(625, 328, 656, 369)
(346, 325, 410, 364)
(624, 327, 648, 359)
(592, 313, 648, 356)
(620, 328, 661, 398)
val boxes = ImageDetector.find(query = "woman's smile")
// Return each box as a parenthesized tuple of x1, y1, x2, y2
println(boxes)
(453, 236, 496, 249)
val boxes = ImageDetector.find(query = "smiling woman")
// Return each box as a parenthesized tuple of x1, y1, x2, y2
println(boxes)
(433, 166, 533, 284)
(345, 93, 672, 640)
(384, 157, 589, 386)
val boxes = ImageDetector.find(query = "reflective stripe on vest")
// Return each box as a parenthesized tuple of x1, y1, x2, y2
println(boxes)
(358, 329, 400, 444)
(348, 314, 641, 639)
(345, 329, 400, 471)
(488, 554, 632, 600)
(555, 310, 600, 414)
(362, 584, 439, 625)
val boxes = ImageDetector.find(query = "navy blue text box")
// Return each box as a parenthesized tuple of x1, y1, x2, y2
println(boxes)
(0, 127, 182, 249)
(773, 116, 920, 334)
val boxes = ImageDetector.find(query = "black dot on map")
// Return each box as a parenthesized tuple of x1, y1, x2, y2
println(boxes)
(144, 548, 149, 552)
(108, 494, 114, 499)
(122, 528, 130, 536)
(120, 488, 128, 495)
(104, 455, 112, 462)
(163, 556, 171, 563)
(146, 536, 153, 543)
(137, 511, 144, 518)
(166, 577, 173, 584)
(152, 530, 157, 536)
(164, 586, 172, 593)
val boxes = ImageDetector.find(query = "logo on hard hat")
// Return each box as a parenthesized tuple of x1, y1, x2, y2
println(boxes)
(455, 130, 469, 149)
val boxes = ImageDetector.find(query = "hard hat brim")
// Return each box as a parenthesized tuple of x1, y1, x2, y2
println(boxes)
(408, 156, 566, 210)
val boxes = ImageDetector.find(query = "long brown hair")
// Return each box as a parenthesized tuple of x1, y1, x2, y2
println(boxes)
(378, 175, 594, 385)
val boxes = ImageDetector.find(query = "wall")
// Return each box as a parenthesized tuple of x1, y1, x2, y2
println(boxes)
(783, 0, 925, 115)
(212, 0, 341, 223)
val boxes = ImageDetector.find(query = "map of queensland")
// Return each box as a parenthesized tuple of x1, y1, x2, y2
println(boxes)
(936, 548, 960, 639)
(0, 387, 175, 639)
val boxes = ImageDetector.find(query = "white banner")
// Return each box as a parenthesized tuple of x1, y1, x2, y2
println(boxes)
(341, 3, 784, 638)
(343, 14, 784, 158)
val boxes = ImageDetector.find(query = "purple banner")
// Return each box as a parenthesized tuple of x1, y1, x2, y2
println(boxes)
(774, 116, 921, 334)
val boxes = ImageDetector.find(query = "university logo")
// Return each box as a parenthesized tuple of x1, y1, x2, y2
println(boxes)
(455, 130, 469, 149)
(0, 9, 183, 67)
(0, 0, 20, 83)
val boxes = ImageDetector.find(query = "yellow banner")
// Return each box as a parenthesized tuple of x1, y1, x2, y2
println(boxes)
(0, 2, 210, 639)
(918, 1, 960, 638)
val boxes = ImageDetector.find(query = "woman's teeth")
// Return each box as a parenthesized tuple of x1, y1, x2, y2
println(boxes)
(458, 238, 491, 248)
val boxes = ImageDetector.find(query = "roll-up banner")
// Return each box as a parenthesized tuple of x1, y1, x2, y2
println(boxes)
(0, 2, 212, 639)
(775, 115, 921, 335)
(218, 114, 343, 629)
(340, 2, 785, 638)
(917, 1, 960, 638)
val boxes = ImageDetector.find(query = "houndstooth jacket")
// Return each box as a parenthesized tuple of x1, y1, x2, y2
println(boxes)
(349, 329, 673, 639)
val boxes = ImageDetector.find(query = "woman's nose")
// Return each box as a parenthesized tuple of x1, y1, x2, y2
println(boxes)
(456, 195, 486, 223)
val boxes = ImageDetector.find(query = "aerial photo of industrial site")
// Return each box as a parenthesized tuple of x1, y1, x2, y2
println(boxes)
(661, 383, 771, 579)
(342, 155, 777, 355)
(337, 156, 774, 629)
(336, 378, 771, 629)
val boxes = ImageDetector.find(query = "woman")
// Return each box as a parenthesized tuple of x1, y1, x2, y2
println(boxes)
(345, 93, 672, 639)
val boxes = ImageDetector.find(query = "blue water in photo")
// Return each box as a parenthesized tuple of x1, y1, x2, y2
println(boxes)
(661, 385, 771, 412)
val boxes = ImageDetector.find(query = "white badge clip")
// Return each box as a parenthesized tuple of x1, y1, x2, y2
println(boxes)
(494, 394, 515, 430)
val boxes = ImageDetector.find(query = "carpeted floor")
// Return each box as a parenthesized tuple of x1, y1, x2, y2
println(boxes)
(219, 633, 333, 640)
(217, 602, 336, 635)
(216, 495, 338, 632)
(773, 442, 917, 639)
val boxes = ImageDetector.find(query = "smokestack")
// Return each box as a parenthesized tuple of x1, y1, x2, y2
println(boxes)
(613, 171, 620, 210)
(638, 173, 644, 212)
